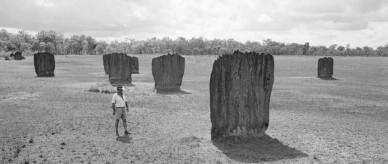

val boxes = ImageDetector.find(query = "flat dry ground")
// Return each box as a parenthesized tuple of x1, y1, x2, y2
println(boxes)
(1, 55, 388, 164)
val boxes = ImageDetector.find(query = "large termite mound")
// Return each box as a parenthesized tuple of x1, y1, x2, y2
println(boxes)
(151, 53, 185, 92)
(128, 56, 139, 74)
(104, 54, 139, 75)
(34, 52, 55, 77)
(210, 51, 274, 140)
(108, 53, 132, 86)
(317, 57, 334, 80)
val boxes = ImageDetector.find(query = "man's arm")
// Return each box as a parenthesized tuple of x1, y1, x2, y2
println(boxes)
(111, 94, 116, 115)
(112, 103, 116, 115)
(124, 95, 129, 111)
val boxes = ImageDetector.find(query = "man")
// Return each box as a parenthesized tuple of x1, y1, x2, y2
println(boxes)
(111, 85, 129, 137)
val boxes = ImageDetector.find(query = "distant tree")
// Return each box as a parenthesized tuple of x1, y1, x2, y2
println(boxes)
(262, 39, 284, 55)
(36, 30, 64, 54)
(81, 40, 89, 55)
(95, 41, 108, 55)
(376, 44, 388, 56)
(85, 36, 97, 54)
(345, 44, 351, 56)
(328, 44, 338, 55)
(337, 45, 345, 55)
(302, 42, 309, 55)
(363, 46, 374, 56)
(286, 43, 302, 55)
(355, 47, 363, 56)
(337, 46, 345, 51)
(68, 35, 83, 54)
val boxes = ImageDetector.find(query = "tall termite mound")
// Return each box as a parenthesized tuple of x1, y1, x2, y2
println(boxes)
(151, 53, 185, 92)
(108, 53, 132, 86)
(128, 56, 139, 74)
(34, 52, 55, 77)
(210, 51, 274, 140)
(317, 57, 334, 79)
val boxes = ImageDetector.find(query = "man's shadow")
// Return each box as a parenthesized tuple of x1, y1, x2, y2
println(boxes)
(212, 134, 308, 163)
(116, 135, 132, 144)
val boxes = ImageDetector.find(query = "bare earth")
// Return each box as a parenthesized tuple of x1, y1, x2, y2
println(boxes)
(1, 55, 388, 164)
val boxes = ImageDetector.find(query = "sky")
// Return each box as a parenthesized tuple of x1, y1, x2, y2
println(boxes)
(0, 0, 388, 47)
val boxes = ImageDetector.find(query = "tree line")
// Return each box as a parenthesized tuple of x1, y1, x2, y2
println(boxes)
(1, 29, 388, 56)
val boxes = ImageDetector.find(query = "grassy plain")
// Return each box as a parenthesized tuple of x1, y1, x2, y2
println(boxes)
(1, 55, 388, 163)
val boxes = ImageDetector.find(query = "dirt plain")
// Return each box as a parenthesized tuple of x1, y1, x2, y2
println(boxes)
(1, 55, 388, 164)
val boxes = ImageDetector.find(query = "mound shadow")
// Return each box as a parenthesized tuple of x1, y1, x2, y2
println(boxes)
(110, 83, 135, 87)
(212, 134, 308, 163)
(116, 135, 132, 144)
(35, 75, 55, 78)
(156, 89, 191, 95)
(318, 77, 338, 80)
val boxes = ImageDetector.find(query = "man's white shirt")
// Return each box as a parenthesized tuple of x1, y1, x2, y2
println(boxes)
(112, 93, 127, 107)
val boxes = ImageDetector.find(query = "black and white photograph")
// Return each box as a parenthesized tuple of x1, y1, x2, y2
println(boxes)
(1, 0, 388, 163)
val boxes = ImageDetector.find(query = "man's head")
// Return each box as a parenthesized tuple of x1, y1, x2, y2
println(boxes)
(117, 85, 123, 94)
